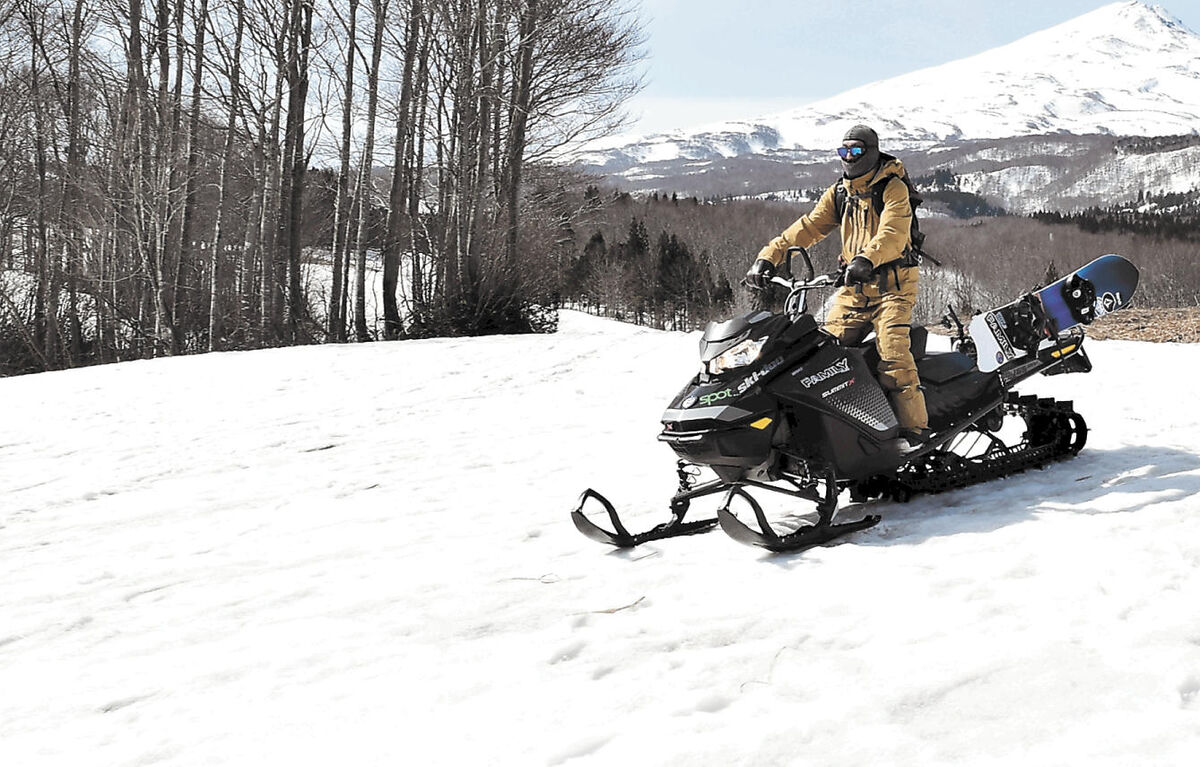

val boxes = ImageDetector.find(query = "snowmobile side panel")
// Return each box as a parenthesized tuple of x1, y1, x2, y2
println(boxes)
(789, 410, 897, 480)
(769, 345, 899, 437)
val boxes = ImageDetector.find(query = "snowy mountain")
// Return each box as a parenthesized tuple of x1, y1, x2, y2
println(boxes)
(582, 132, 1200, 214)
(4, 311, 1200, 765)
(581, 2, 1200, 171)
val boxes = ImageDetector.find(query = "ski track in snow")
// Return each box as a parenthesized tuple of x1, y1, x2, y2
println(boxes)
(2, 311, 1200, 766)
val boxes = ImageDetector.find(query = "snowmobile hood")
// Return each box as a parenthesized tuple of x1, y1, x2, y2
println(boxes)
(699, 311, 772, 363)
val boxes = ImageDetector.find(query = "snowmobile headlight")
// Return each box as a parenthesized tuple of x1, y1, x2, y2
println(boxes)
(707, 337, 767, 375)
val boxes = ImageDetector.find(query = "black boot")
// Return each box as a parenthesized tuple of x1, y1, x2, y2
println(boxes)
(897, 428, 931, 453)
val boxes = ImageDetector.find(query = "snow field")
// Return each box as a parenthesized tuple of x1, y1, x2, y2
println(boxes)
(2, 312, 1199, 765)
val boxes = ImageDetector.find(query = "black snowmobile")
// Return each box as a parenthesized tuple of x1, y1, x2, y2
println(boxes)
(571, 248, 1092, 553)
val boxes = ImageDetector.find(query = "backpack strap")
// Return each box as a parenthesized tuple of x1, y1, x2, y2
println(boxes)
(870, 174, 930, 266)
(868, 175, 904, 217)
(835, 170, 940, 269)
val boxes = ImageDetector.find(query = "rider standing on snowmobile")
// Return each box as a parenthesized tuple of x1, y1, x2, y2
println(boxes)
(745, 125, 930, 444)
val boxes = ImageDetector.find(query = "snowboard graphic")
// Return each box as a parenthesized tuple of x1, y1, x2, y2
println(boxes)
(969, 254, 1140, 373)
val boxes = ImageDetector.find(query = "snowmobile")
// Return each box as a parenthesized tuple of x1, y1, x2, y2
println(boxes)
(571, 248, 1094, 553)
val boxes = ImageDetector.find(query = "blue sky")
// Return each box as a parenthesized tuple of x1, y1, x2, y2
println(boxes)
(623, 0, 1200, 133)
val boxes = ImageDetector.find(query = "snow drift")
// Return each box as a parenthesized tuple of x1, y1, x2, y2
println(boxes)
(2, 311, 1200, 765)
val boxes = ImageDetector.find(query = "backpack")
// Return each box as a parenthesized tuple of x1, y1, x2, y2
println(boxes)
(832, 157, 939, 266)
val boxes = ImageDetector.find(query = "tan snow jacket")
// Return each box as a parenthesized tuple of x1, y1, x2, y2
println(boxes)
(756, 157, 914, 272)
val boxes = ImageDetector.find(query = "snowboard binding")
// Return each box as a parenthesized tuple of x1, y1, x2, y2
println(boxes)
(1009, 294, 1050, 353)
(1062, 273, 1098, 325)
(942, 305, 976, 360)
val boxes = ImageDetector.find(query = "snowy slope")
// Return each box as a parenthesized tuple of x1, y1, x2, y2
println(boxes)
(3, 311, 1200, 766)
(582, 2, 1200, 168)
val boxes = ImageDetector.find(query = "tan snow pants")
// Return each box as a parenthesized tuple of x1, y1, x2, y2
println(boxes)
(824, 265, 929, 433)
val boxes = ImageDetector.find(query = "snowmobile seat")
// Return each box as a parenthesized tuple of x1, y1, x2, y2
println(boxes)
(918, 348, 1003, 432)
(924, 367, 1002, 432)
(916, 350, 975, 385)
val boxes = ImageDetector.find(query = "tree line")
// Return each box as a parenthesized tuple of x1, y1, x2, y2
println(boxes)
(1031, 188, 1200, 241)
(552, 188, 1200, 335)
(0, 0, 640, 375)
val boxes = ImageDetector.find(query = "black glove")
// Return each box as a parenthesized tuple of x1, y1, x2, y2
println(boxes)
(745, 259, 776, 290)
(843, 256, 875, 286)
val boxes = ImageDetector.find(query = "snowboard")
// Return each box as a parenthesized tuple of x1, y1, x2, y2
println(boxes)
(969, 254, 1140, 373)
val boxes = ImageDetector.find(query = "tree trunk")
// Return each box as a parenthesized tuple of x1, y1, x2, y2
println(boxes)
(261, 12, 287, 344)
(351, 0, 388, 342)
(151, 0, 177, 354)
(173, 0, 210, 351)
(284, 0, 313, 343)
(328, 0, 358, 343)
(28, 14, 58, 367)
(62, 0, 88, 362)
(409, 12, 432, 321)
(208, 0, 243, 352)
(382, 0, 422, 340)
(502, 0, 537, 267)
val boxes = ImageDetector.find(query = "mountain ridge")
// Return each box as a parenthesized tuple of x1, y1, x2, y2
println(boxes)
(581, 2, 1200, 172)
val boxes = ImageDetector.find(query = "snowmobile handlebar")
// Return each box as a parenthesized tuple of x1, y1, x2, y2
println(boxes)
(772, 271, 840, 319)
(786, 246, 815, 282)
(767, 272, 840, 290)
(739, 247, 838, 317)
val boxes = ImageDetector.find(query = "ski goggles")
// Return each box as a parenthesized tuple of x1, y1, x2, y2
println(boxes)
(837, 145, 866, 160)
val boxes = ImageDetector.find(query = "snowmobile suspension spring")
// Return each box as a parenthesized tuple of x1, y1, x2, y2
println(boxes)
(676, 460, 702, 493)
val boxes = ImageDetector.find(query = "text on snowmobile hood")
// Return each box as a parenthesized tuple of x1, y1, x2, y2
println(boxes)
(796, 357, 851, 389)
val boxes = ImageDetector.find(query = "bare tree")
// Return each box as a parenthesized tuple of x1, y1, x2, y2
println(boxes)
(350, 0, 387, 341)
(327, 0, 359, 342)
(0, 0, 645, 374)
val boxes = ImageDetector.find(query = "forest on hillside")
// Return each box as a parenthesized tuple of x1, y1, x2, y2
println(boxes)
(554, 187, 1200, 332)
(0, 0, 640, 375)
(1032, 188, 1200, 241)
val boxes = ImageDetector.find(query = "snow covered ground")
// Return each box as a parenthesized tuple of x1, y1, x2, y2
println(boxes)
(3, 311, 1200, 766)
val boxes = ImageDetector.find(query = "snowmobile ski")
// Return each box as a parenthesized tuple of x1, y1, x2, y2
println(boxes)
(715, 485, 882, 553)
(570, 480, 722, 548)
